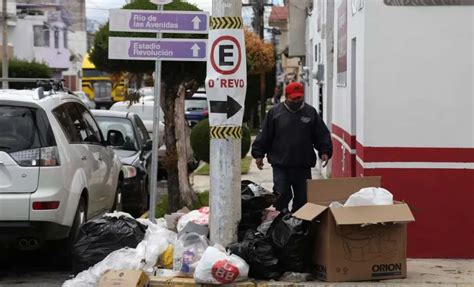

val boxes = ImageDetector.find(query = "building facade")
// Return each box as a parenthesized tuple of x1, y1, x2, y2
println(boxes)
(287, 0, 474, 258)
(0, 0, 86, 89)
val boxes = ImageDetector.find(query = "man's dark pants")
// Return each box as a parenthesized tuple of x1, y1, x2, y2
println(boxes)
(272, 167, 312, 212)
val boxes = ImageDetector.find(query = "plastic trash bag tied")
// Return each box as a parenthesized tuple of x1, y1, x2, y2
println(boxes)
(71, 214, 147, 274)
(344, 187, 393, 207)
(227, 230, 281, 280)
(267, 210, 311, 273)
(194, 245, 249, 284)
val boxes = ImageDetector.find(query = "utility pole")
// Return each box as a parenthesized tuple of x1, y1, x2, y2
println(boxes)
(209, 0, 245, 246)
(2, 0, 9, 89)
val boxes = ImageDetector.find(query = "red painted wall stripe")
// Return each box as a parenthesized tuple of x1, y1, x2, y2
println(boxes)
(332, 124, 356, 149)
(333, 124, 474, 163)
(360, 146, 474, 163)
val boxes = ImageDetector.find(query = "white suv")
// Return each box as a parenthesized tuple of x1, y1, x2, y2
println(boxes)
(0, 89, 123, 252)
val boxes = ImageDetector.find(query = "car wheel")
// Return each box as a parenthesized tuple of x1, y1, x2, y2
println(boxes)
(71, 197, 86, 241)
(56, 197, 86, 266)
(112, 180, 123, 212)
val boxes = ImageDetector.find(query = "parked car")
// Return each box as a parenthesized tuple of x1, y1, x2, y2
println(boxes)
(0, 88, 123, 254)
(110, 99, 165, 144)
(92, 110, 152, 217)
(185, 88, 208, 127)
(74, 91, 96, 110)
(110, 99, 199, 178)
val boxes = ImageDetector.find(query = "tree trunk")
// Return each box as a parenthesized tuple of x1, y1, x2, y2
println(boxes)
(174, 82, 197, 208)
(163, 85, 180, 213)
(259, 72, 266, 127)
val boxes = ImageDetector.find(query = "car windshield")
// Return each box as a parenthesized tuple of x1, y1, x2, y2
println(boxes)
(0, 106, 40, 153)
(110, 102, 164, 122)
(185, 99, 207, 111)
(95, 117, 138, 151)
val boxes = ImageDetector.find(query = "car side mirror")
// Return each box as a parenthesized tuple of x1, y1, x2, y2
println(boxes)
(107, 130, 125, 146)
(143, 139, 153, 151)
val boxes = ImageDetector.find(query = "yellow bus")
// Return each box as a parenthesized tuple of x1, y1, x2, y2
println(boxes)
(82, 54, 125, 109)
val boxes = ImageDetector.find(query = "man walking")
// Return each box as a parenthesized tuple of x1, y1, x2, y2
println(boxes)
(251, 82, 333, 212)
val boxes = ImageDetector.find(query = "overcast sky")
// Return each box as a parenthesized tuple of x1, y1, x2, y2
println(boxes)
(86, 0, 213, 23)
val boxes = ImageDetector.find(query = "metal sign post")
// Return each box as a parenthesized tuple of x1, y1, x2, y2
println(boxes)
(207, 0, 247, 246)
(109, 6, 208, 222)
(148, 3, 163, 224)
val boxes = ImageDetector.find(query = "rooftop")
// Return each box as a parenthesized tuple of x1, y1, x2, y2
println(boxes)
(269, 6, 288, 23)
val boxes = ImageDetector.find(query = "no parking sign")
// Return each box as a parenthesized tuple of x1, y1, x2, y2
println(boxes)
(205, 17, 247, 130)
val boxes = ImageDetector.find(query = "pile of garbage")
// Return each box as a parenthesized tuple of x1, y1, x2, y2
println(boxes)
(63, 182, 398, 286)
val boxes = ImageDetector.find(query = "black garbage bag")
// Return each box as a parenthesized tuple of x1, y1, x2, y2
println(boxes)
(72, 215, 147, 274)
(267, 210, 311, 273)
(241, 180, 279, 210)
(228, 230, 281, 280)
(239, 181, 279, 239)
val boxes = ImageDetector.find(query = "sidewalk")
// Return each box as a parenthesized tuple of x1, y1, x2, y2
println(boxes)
(192, 157, 322, 193)
(190, 158, 474, 286)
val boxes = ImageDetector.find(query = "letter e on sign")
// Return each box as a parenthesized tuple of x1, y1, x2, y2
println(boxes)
(211, 35, 242, 75)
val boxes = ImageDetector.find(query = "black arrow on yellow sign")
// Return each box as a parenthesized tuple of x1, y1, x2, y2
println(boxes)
(210, 95, 242, 118)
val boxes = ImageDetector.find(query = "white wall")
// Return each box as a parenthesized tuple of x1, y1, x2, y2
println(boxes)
(332, 0, 366, 143)
(363, 2, 474, 148)
(11, 15, 70, 70)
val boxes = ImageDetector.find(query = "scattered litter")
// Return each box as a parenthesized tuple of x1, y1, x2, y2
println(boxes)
(279, 272, 313, 283)
(176, 207, 209, 233)
(267, 210, 310, 273)
(228, 230, 281, 280)
(194, 245, 249, 284)
(164, 207, 190, 231)
(239, 181, 279, 239)
(173, 232, 209, 276)
(64, 219, 173, 287)
(72, 214, 147, 274)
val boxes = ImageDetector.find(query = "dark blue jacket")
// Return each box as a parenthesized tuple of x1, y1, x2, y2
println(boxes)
(251, 102, 332, 168)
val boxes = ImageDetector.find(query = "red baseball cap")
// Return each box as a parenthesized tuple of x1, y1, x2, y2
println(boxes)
(285, 82, 304, 100)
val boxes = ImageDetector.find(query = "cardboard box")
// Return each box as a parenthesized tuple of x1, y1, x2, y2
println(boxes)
(98, 270, 150, 287)
(293, 176, 415, 282)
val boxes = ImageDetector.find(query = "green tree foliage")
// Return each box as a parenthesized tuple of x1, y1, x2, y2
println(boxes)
(89, 0, 206, 212)
(190, 118, 251, 163)
(0, 59, 51, 89)
(89, 0, 203, 76)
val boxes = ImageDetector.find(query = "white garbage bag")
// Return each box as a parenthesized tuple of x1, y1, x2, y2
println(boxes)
(344, 187, 393, 207)
(194, 245, 249, 284)
(63, 219, 173, 287)
(176, 207, 209, 232)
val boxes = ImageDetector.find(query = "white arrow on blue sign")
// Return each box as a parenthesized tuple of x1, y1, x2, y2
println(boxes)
(109, 9, 209, 34)
(108, 37, 207, 61)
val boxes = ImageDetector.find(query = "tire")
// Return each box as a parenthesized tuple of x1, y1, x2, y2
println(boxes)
(70, 198, 87, 242)
(112, 180, 123, 212)
(56, 197, 86, 267)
